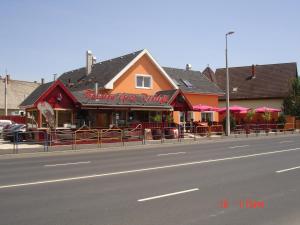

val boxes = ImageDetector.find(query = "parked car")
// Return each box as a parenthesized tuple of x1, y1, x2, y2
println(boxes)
(0, 120, 13, 136)
(11, 126, 33, 142)
(3, 124, 26, 142)
(1, 123, 17, 139)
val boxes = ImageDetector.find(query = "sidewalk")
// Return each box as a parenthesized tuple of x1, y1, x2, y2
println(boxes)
(0, 131, 299, 159)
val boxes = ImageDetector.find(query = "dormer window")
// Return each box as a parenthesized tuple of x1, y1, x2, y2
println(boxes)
(136, 74, 152, 89)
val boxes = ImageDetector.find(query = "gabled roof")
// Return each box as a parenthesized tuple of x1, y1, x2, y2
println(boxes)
(20, 82, 53, 108)
(202, 66, 217, 83)
(59, 49, 178, 91)
(59, 50, 143, 91)
(156, 89, 193, 110)
(104, 49, 178, 90)
(215, 62, 298, 100)
(22, 49, 225, 107)
(163, 67, 224, 95)
(20, 80, 77, 108)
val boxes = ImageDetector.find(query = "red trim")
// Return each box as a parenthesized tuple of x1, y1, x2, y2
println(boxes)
(33, 80, 78, 107)
(168, 89, 193, 111)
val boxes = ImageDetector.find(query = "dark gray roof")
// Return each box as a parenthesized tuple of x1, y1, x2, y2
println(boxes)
(202, 66, 217, 83)
(21, 50, 225, 108)
(163, 67, 224, 95)
(58, 50, 223, 96)
(59, 50, 143, 91)
(215, 62, 298, 100)
(72, 91, 172, 109)
(20, 82, 53, 107)
(155, 89, 178, 100)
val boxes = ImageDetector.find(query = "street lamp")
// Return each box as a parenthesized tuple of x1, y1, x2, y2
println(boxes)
(225, 31, 234, 136)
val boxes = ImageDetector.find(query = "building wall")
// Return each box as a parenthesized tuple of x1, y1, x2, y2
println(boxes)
(219, 98, 283, 109)
(0, 109, 21, 115)
(110, 54, 174, 95)
(185, 93, 220, 122)
(0, 78, 40, 115)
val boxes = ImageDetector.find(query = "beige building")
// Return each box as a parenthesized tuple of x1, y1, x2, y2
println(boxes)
(203, 63, 298, 109)
(0, 76, 41, 115)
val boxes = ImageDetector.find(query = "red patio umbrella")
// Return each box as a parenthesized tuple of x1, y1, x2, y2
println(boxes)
(255, 107, 281, 113)
(193, 104, 219, 112)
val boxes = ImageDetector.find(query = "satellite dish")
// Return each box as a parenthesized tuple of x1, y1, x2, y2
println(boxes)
(37, 101, 55, 128)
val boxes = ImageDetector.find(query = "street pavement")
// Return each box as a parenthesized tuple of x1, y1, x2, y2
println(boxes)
(0, 135, 300, 225)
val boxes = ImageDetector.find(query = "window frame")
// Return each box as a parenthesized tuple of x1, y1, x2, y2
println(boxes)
(201, 111, 214, 122)
(135, 74, 153, 89)
(54, 109, 73, 128)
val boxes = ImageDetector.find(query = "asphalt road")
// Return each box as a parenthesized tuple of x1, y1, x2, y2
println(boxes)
(0, 135, 300, 225)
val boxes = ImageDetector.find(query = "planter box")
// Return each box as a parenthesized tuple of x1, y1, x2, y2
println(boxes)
(164, 128, 175, 139)
(151, 128, 162, 140)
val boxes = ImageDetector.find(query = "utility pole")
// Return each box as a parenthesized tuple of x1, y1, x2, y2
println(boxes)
(225, 31, 234, 136)
(4, 71, 8, 116)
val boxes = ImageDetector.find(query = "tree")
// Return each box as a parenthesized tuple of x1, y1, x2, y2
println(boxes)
(262, 111, 272, 123)
(245, 110, 255, 123)
(282, 77, 300, 116)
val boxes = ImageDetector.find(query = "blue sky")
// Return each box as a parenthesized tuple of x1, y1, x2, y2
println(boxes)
(0, 0, 299, 82)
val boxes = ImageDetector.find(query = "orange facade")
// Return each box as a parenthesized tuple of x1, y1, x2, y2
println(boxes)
(184, 93, 219, 122)
(108, 54, 220, 123)
(110, 54, 174, 95)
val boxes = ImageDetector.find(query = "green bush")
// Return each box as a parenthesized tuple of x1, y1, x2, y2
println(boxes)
(277, 114, 286, 124)
(245, 110, 255, 123)
(222, 115, 236, 131)
(152, 114, 162, 122)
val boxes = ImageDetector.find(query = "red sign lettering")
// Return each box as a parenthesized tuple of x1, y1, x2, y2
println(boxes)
(83, 90, 169, 104)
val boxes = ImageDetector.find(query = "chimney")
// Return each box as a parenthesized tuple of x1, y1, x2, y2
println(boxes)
(186, 64, 192, 71)
(86, 50, 94, 75)
(53, 74, 57, 81)
(41, 78, 45, 84)
(251, 64, 256, 79)
(92, 56, 97, 64)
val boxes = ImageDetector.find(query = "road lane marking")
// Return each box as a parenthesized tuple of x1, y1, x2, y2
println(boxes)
(276, 166, 300, 173)
(279, 140, 294, 144)
(138, 188, 199, 202)
(1, 147, 300, 189)
(157, 152, 186, 156)
(209, 210, 225, 217)
(229, 145, 249, 149)
(44, 161, 91, 167)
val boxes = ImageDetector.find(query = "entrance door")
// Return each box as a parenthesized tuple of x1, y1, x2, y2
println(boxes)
(96, 112, 109, 128)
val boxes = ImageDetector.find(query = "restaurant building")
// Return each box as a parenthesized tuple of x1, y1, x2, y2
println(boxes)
(20, 49, 223, 129)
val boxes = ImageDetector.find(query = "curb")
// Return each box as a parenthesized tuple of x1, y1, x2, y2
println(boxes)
(0, 132, 299, 160)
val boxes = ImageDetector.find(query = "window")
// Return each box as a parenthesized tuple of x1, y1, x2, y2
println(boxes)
(187, 111, 194, 121)
(181, 79, 193, 88)
(201, 111, 213, 122)
(27, 110, 38, 128)
(172, 79, 181, 86)
(136, 75, 152, 89)
(56, 110, 72, 127)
